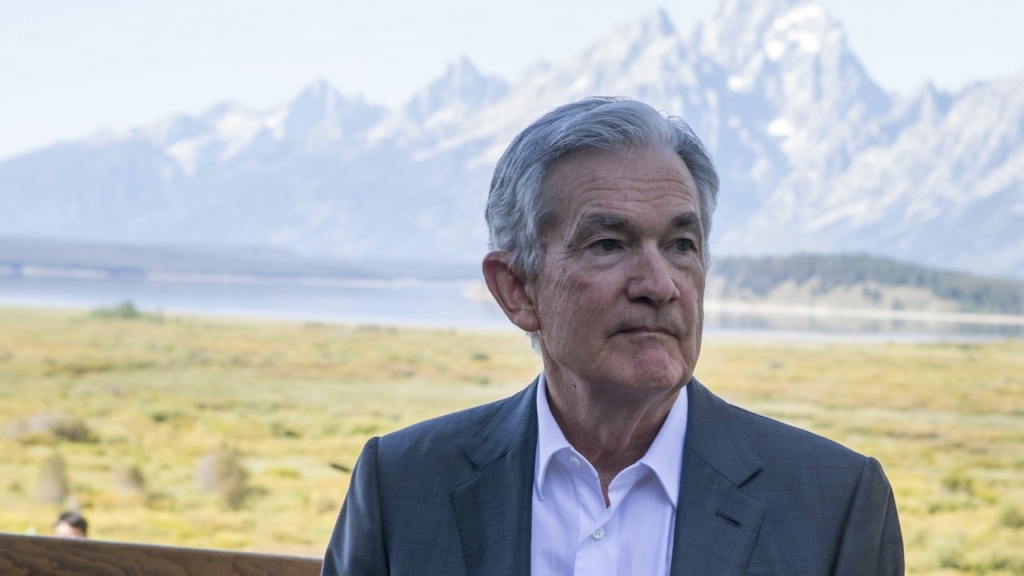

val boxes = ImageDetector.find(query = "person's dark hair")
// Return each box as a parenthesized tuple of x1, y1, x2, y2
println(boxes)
(485, 96, 720, 278)
(55, 511, 88, 536)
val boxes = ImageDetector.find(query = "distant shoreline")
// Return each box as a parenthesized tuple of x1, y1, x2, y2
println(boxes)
(0, 299, 1018, 344)
(4, 265, 1024, 330)
(704, 301, 1024, 327)
(3, 259, 1023, 339)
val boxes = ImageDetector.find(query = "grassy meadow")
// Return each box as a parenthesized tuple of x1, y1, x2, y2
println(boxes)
(0, 305, 1022, 574)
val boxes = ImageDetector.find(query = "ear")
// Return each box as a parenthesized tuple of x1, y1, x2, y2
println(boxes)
(482, 251, 540, 332)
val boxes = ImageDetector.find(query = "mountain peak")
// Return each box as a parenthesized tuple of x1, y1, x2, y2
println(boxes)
(606, 8, 677, 46)
(567, 7, 683, 79)
(277, 78, 346, 134)
(446, 56, 483, 79)
(404, 57, 508, 122)
(890, 81, 952, 126)
(695, 0, 833, 67)
(714, 0, 803, 20)
(634, 7, 676, 38)
(292, 78, 341, 108)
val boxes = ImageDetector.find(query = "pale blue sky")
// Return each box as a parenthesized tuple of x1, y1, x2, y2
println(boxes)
(2, 0, 1022, 160)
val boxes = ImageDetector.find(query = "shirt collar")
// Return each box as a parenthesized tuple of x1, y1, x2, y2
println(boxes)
(534, 372, 689, 507)
(535, 372, 574, 500)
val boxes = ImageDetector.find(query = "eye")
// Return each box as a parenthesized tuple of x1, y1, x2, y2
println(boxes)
(673, 238, 695, 252)
(594, 239, 619, 252)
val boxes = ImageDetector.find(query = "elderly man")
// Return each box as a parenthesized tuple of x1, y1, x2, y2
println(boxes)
(322, 97, 903, 575)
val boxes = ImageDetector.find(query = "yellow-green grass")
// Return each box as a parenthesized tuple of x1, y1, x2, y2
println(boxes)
(1, 306, 1022, 574)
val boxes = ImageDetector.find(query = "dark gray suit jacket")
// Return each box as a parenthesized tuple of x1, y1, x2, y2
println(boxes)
(322, 378, 904, 575)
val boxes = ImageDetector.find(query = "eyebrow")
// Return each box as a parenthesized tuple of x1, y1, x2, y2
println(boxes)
(568, 211, 703, 246)
(577, 214, 629, 232)
(671, 212, 701, 232)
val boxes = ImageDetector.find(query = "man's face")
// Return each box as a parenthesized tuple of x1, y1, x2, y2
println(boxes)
(529, 146, 706, 397)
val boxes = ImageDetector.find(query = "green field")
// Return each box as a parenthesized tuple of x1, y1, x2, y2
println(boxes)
(1, 306, 1022, 574)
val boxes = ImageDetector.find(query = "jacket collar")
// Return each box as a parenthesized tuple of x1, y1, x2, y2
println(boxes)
(670, 377, 766, 575)
(451, 378, 538, 576)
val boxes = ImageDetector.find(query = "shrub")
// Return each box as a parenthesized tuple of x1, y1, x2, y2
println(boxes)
(7, 412, 95, 444)
(90, 301, 149, 320)
(195, 448, 249, 509)
(940, 469, 974, 495)
(115, 465, 146, 494)
(37, 453, 69, 503)
(999, 506, 1024, 529)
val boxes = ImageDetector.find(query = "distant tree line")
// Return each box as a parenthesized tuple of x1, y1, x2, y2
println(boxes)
(0, 236, 478, 280)
(711, 254, 1024, 314)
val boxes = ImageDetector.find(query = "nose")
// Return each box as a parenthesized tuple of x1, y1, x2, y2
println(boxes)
(625, 245, 680, 306)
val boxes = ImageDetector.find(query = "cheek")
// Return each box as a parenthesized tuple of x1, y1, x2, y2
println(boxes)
(538, 273, 602, 341)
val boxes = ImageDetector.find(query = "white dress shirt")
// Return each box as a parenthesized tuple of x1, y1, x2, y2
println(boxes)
(531, 373, 689, 576)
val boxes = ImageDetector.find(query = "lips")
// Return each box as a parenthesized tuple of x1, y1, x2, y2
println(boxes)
(616, 325, 676, 337)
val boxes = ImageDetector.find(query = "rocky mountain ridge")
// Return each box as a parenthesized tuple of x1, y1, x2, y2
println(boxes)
(1, 0, 1021, 278)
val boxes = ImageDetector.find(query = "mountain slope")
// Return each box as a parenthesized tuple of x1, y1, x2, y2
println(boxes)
(0, 0, 1021, 277)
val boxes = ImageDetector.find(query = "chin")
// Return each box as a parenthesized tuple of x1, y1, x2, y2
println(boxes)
(634, 370, 686, 391)
(623, 354, 687, 391)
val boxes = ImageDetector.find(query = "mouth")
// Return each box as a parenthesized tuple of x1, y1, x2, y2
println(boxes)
(616, 325, 676, 337)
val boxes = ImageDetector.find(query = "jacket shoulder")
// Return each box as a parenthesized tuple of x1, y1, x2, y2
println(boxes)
(373, 381, 536, 472)
(718, 403, 903, 574)
(727, 403, 867, 468)
(376, 395, 507, 458)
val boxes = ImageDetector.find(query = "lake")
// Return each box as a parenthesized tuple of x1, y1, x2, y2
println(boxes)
(1, 274, 1020, 340)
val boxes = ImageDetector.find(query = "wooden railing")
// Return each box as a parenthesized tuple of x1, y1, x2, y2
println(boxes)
(0, 532, 322, 576)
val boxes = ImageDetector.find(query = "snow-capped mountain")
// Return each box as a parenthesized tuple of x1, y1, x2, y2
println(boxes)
(730, 73, 1024, 272)
(1, 0, 1022, 278)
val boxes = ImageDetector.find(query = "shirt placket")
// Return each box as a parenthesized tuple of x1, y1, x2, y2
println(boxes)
(570, 457, 645, 575)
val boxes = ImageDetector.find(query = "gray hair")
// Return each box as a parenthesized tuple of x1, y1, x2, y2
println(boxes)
(485, 97, 719, 278)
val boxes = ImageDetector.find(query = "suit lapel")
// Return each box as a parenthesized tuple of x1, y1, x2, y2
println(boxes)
(671, 379, 767, 576)
(451, 379, 538, 576)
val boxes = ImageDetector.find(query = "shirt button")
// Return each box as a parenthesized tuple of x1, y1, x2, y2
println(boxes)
(592, 527, 605, 540)
(569, 456, 581, 468)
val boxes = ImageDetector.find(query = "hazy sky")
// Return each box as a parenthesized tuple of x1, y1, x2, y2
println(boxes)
(2, 0, 1022, 160)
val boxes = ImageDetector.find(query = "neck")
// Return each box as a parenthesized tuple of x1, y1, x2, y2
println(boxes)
(543, 369, 683, 502)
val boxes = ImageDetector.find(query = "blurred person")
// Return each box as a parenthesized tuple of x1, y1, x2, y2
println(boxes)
(53, 511, 87, 539)
(323, 97, 904, 575)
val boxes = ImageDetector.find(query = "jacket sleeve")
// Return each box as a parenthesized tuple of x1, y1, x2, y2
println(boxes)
(322, 437, 389, 576)
(832, 457, 905, 576)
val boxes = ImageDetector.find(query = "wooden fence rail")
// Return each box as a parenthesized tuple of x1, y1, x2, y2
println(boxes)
(0, 533, 322, 576)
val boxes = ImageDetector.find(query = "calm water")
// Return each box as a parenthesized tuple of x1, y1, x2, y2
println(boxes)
(0, 275, 512, 328)
(1, 275, 1020, 341)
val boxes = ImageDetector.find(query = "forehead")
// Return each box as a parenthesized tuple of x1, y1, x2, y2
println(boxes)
(55, 522, 83, 535)
(542, 146, 698, 227)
